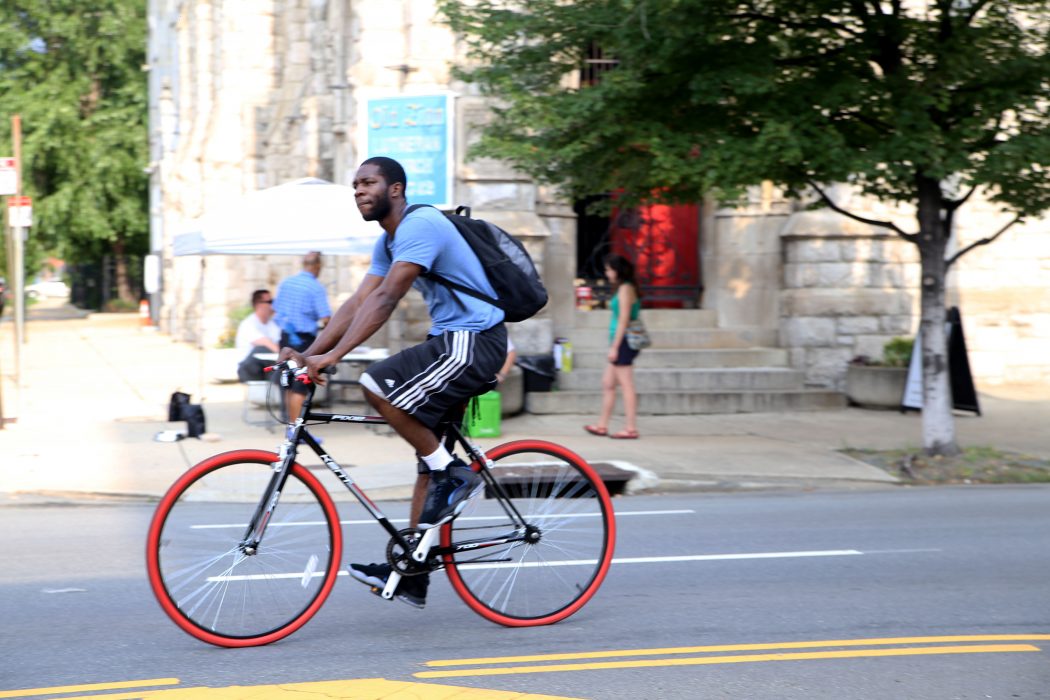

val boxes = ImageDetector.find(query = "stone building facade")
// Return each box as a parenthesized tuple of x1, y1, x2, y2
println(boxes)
(148, 0, 1049, 396)
(148, 0, 569, 362)
(704, 183, 1050, 389)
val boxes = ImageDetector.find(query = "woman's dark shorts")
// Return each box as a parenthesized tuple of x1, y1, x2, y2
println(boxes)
(360, 324, 507, 430)
(612, 337, 639, 366)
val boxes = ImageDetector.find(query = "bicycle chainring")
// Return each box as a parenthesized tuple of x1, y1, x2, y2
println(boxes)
(386, 527, 431, 577)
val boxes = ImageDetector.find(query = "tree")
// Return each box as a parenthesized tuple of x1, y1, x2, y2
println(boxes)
(440, 0, 1050, 456)
(0, 0, 148, 304)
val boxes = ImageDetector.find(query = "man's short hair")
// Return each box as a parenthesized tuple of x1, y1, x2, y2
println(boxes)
(361, 156, 407, 190)
(251, 289, 271, 306)
(303, 251, 322, 267)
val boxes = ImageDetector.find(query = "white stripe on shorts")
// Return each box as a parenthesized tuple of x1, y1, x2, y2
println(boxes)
(390, 330, 474, 413)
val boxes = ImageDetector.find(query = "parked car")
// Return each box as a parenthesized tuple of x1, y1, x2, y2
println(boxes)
(25, 278, 71, 300)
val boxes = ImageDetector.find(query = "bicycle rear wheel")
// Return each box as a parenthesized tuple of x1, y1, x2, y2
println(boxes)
(441, 440, 616, 626)
(146, 450, 342, 647)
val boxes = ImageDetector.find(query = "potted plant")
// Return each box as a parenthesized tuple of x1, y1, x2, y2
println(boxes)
(845, 336, 914, 409)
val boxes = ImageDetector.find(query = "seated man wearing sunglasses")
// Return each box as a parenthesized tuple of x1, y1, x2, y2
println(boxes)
(235, 289, 281, 382)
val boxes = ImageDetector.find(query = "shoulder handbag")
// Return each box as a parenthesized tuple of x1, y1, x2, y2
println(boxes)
(625, 318, 651, 351)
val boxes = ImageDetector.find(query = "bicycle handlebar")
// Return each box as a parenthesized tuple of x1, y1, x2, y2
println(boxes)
(264, 360, 336, 386)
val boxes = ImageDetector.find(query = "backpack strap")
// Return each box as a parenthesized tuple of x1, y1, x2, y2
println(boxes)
(390, 203, 495, 311)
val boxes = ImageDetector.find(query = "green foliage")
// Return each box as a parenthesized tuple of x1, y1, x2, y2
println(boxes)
(0, 0, 149, 267)
(440, 0, 1050, 215)
(882, 337, 914, 368)
(217, 305, 253, 349)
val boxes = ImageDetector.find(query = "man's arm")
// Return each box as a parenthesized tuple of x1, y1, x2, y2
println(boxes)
(303, 261, 422, 381)
(252, 336, 280, 353)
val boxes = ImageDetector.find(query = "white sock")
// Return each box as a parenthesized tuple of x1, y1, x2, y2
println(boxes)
(421, 445, 453, 472)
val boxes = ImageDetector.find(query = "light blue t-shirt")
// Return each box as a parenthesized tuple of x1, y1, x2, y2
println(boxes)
(367, 206, 505, 334)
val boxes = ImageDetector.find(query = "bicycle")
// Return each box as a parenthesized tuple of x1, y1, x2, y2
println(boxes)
(146, 362, 617, 647)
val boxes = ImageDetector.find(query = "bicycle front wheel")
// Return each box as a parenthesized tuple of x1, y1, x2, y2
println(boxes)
(146, 450, 342, 647)
(442, 440, 616, 626)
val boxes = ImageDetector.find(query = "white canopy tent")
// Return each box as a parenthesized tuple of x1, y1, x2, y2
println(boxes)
(170, 178, 382, 400)
(173, 178, 381, 257)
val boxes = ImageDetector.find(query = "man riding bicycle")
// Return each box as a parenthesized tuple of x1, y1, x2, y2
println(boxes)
(279, 156, 507, 608)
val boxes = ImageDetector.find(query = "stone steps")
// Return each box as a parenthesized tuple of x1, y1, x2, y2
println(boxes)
(570, 348, 790, 369)
(526, 309, 845, 416)
(572, 308, 718, 330)
(556, 367, 806, 392)
(567, 326, 778, 350)
(526, 389, 846, 415)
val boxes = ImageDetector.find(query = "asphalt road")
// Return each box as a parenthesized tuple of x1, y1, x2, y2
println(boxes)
(2, 486, 1049, 699)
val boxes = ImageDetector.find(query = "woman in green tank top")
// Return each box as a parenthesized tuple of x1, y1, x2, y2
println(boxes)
(583, 254, 641, 439)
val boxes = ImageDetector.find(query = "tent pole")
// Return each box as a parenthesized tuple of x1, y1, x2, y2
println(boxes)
(198, 256, 206, 402)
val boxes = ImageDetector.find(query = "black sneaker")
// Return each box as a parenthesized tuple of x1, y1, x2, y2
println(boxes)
(418, 458, 483, 528)
(346, 562, 428, 609)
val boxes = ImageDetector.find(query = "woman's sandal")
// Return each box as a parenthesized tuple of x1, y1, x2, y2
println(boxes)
(584, 425, 609, 437)
(609, 429, 640, 440)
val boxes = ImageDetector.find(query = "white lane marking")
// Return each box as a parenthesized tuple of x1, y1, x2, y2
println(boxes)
(460, 550, 865, 570)
(42, 588, 88, 594)
(204, 549, 868, 582)
(189, 508, 695, 530)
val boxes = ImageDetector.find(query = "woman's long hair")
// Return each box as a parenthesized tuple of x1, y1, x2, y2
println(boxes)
(604, 253, 639, 293)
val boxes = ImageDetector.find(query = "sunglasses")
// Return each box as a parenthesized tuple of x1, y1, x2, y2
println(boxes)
(258, 299, 273, 305)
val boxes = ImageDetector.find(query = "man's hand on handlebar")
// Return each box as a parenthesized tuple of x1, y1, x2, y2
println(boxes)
(304, 352, 338, 386)
(278, 346, 306, 368)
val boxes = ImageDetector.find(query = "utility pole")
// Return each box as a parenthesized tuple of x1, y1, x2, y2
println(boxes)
(12, 115, 25, 355)
(2, 115, 26, 429)
(1, 115, 24, 428)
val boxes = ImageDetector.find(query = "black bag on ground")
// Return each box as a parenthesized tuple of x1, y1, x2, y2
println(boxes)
(516, 354, 556, 392)
(182, 404, 206, 438)
(168, 391, 206, 438)
(168, 391, 191, 422)
(396, 204, 548, 322)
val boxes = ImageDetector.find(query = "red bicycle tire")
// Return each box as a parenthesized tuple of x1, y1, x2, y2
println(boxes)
(146, 449, 343, 647)
(441, 439, 616, 627)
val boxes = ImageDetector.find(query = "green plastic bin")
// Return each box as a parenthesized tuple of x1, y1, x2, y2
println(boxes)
(465, 391, 501, 438)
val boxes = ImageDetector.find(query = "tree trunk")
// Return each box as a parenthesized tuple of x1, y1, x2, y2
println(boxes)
(915, 177, 960, 456)
(112, 235, 135, 304)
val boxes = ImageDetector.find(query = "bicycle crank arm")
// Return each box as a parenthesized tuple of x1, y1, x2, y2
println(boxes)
(411, 525, 442, 563)
(380, 569, 402, 600)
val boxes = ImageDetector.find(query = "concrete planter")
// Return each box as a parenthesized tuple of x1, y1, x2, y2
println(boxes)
(845, 364, 907, 409)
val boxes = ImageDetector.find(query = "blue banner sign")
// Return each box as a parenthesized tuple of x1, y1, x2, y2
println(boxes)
(365, 94, 453, 207)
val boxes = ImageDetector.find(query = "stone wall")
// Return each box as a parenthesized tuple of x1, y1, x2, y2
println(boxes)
(949, 203, 1050, 386)
(777, 193, 1050, 390)
(779, 211, 920, 390)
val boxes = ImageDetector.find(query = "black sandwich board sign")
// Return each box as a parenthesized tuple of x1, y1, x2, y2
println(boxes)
(901, 306, 980, 415)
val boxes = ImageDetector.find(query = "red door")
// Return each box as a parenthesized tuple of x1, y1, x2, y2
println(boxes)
(610, 202, 701, 308)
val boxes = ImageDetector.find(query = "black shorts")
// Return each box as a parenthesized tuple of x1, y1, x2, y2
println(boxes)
(360, 324, 507, 430)
(613, 337, 639, 366)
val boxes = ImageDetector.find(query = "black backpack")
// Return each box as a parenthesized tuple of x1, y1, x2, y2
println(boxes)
(388, 204, 548, 322)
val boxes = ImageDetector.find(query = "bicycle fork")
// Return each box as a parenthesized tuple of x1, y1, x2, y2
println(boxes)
(239, 438, 298, 555)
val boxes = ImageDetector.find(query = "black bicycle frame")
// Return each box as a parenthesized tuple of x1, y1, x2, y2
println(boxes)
(241, 378, 531, 562)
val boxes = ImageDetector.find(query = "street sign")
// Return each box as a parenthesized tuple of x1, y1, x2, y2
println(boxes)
(0, 157, 16, 196)
(7, 195, 32, 227)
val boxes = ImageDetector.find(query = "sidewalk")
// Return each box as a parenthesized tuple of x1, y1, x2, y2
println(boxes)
(1, 305, 1047, 504)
